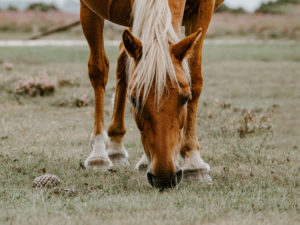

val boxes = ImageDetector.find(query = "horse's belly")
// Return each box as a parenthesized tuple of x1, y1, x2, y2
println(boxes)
(81, 0, 132, 26)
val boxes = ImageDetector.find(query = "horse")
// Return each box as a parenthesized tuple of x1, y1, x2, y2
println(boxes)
(80, 0, 224, 189)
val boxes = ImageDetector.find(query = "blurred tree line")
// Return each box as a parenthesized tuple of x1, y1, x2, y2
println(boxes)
(1, 2, 58, 12)
(215, 4, 246, 14)
(256, 0, 300, 13)
(26, 3, 58, 12)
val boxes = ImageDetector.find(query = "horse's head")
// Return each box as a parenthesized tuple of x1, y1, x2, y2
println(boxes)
(123, 28, 202, 189)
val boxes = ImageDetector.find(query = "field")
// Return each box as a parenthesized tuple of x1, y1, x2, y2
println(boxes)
(0, 42, 299, 224)
(1, 10, 300, 40)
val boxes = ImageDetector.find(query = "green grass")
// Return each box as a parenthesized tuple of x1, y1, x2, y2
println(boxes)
(0, 43, 299, 225)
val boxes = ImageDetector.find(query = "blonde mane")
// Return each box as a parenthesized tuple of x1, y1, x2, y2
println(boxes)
(128, 0, 190, 106)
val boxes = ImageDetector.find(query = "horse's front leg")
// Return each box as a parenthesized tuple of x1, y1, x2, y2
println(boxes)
(81, 3, 112, 169)
(181, 0, 215, 182)
(106, 43, 129, 167)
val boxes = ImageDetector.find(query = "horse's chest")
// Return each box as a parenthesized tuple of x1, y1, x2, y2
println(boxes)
(81, 0, 132, 26)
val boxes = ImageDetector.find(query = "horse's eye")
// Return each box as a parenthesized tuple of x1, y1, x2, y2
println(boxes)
(180, 94, 191, 105)
(130, 96, 137, 107)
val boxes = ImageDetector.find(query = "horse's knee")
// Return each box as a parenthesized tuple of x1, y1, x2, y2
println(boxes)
(190, 73, 203, 101)
(116, 50, 128, 80)
(88, 58, 109, 88)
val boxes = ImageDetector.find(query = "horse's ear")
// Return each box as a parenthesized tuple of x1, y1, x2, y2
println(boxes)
(122, 28, 142, 61)
(171, 28, 202, 62)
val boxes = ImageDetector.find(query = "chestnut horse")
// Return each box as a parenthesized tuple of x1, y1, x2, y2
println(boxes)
(80, 0, 224, 189)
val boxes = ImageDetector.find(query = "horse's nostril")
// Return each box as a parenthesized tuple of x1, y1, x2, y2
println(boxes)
(175, 169, 183, 185)
(147, 170, 183, 189)
(147, 172, 154, 187)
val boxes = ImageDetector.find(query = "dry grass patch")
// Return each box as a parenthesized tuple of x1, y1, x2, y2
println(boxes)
(0, 43, 299, 224)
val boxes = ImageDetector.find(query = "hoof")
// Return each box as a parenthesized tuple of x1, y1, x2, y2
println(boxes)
(107, 140, 129, 167)
(109, 153, 130, 167)
(181, 150, 212, 183)
(84, 156, 112, 170)
(183, 168, 212, 183)
(135, 154, 149, 173)
(136, 162, 148, 173)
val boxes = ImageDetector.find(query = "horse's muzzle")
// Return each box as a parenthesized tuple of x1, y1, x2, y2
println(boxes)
(147, 169, 183, 189)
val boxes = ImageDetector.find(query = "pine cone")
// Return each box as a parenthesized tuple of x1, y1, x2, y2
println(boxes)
(33, 174, 61, 188)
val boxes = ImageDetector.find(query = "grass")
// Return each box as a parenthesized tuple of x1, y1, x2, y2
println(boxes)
(0, 43, 299, 225)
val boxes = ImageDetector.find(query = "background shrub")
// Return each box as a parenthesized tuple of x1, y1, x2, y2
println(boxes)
(26, 3, 58, 12)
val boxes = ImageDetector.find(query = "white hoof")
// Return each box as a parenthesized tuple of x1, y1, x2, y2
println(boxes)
(84, 156, 113, 170)
(107, 139, 129, 167)
(183, 168, 212, 183)
(85, 132, 113, 170)
(182, 150, 212, 183)
(135, 154, 149, 173)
